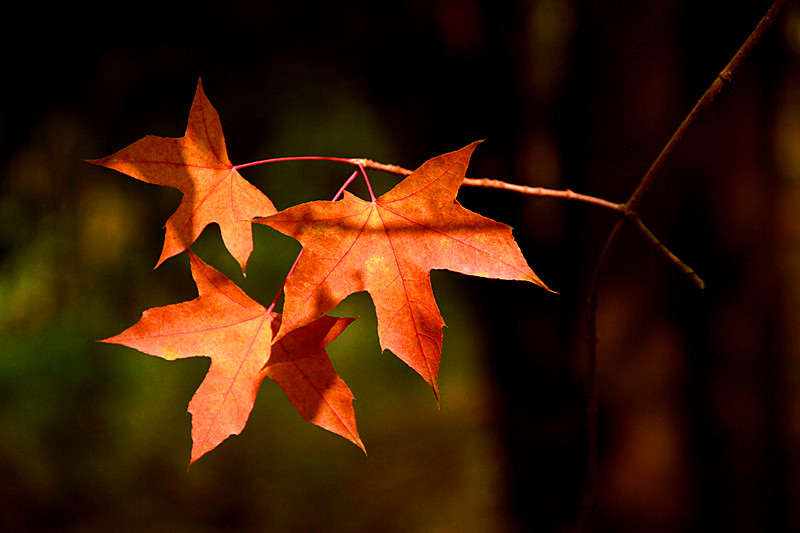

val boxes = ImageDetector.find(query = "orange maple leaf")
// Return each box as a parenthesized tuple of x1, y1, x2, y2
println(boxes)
(257, 142, 550, 398)
(88, 79, 275, 272)
(102, 252, 360, 464)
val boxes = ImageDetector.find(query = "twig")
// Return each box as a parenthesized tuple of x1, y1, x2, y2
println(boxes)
(360, 158, 623, 212)
(359, 158, 701, 284)
(579, 0, 787, 529)
(626, 0, 787, 213)
(632, 215, 705, 290)
(356, 159, 412, 176)
(462, 178, 624, 213)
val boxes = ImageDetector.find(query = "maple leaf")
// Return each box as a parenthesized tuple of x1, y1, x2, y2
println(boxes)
(257, 141, 549, 398)
(102, 252, 361, 464)
(88, 79, 276, 272)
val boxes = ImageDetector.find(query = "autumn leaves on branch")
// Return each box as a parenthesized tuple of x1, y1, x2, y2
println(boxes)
(89, 80, 552, 464)
(90, 76, 708, 465)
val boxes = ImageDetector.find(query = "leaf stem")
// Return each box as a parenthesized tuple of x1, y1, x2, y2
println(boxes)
(266, 250, 303, 315)
(265, 169, 361, 315)
(233, 155, 359, 171)
(236, 155, 377, 201)
(357, 162, 377, 202)
(332, 170, 360, 201)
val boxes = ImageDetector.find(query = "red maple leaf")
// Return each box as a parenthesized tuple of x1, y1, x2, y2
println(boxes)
(102, 252, 360, 464)
(88, 79, 276, 272)
(257, 142, 550, 398)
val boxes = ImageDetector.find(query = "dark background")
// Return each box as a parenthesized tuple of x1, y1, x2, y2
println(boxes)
(2, 1, 799, 531)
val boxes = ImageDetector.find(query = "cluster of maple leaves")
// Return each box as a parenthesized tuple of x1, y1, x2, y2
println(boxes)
(90, 79, 549, 464)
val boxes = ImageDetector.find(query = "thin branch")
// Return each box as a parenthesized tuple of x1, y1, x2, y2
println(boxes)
(626, 0, 787, 213)
(359, 158, 624, 213)
(354, 159, 412, 176)
(579, 0, 787, 529)
(359, 158, 703, 286)
(632, 216, 705, 290)
(463, 178, 625, 213)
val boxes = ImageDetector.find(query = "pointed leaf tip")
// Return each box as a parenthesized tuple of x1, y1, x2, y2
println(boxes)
(90, 80, 276, 272)
(265, 315, 364, 452)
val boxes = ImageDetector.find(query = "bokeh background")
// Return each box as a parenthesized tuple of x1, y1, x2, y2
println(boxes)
(2, 0, 800, 531)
